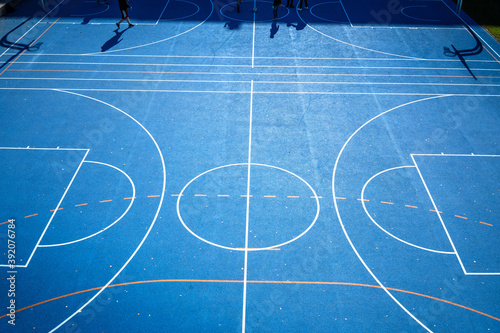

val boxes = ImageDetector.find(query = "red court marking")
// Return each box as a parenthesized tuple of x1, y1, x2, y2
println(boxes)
(124, 197, 135, 200)
(430, 209, 443, 214)
(75, 203, 88, 207)
(25, 214, 38, 218)
(357, 198, 369, 202)
(3, 279, 499, 323)
(49, 208, 63, 212)
(0, 0, 82, 77)
(147, 195, 160, 198)
(405, 205, 418, 209)
(100, 200, 112, 203)
(480, 221, 493, 227)
(335, 197, 347, 200)
(381, 201, 394, 205)
(454, 215, 468, 220)
(0, 221, 10, 226)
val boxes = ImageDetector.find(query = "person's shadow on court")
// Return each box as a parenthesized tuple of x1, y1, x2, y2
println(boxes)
(286, 20, 306, 31)
(270, 21, 279, 38)
(101, 27, 130, 52)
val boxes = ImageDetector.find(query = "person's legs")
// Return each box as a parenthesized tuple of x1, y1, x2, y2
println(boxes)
(273, 6, 278, 19)
(117, 9, 133, 27)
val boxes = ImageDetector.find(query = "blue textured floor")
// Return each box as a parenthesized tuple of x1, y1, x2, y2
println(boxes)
(1, 0, 499, 331)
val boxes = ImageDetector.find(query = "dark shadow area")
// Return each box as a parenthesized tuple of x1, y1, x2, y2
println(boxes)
(223, 20, 240, 30)
(0, 16, 43, 71)
(443, 25, 483, 79)
(101, 27, 131, 52)
(0, 0, 472, 26)
(270, 20, 278, 38)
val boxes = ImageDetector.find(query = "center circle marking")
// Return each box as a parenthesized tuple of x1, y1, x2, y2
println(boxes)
(177, 163, 320, 251)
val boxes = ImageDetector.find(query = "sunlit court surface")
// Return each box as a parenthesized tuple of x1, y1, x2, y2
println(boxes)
(0, 0, 499, 331)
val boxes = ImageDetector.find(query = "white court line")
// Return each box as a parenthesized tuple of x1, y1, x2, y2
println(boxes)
(7, 53, 500, 62)
(410, 154, 465, 274)
(411, 153, 500, 276)
(7, 77, 500, 89)
(25, 149, 90, 267)
(38, 160, 136, 247)
(0, 0, 66, 59)
(157, 0, 172, 25)
(360, 165, 455, 254)
(242, 80, 254, 333)
(332, 95, 454, 332)
(439, 0, 500, 60)
(0, 146, 88, 268)
(11, 61, 500, 72)
(252, 6, 256, 69)
(2, 87, 500, 97)
(413, 153, 500, 157)
(48, 89, 166, 333)
(82, 0, 214, 55)
(338, 0, 353, 27)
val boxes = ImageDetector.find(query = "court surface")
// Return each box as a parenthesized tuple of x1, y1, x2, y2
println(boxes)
(1, 0, 499, 331)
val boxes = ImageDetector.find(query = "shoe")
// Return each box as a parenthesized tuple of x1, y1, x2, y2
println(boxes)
(116, 22, 120, 28)
(128, 23, 134, 27)
(298, 7, 302, 10)
(304, 6, 308, 9)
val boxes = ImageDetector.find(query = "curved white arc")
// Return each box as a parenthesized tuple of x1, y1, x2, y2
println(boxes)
(297, 13, 424, 60)
(332, 95, 452, 332)
(49, 90, 166, 333)
(71, 5, 110, 17)
(401, 6, 440, 22)
(360, 165, 454, 254)
(162, 0, 200, 21)
(176, 163, 320, 251)
(309, 3, 346, 24)
(38, 160, 136, 247)
(82, 0, 214, 55)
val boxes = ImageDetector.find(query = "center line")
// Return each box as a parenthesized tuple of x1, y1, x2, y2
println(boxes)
(252, 8, 256, 68)
(242, 80, 254, 333)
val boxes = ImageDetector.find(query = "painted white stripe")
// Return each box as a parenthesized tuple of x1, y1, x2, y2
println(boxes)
(242, 80, 254, 333)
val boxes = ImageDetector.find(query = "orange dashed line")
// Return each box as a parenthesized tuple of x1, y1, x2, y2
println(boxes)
(480, 222, 493, 227)
(75, 203, 88, 207)
(147, 195, 160, 198)
(194, 194, 207, 197)
(357, 199, 369, 202)
(171, 194, 183, 197)
(335, 197, 346, 200)
(218, 195, 230, 197)
(287, 196, 300, 198)
(405, 205, 418, 209)
(430, 209, 443, 214)
(311, 196, 322, 199)
(50, 208, 63, 212)
(241, 195, 253, 197)
(381, 201, 394, 205)
(455, 215, 468, 220)
(0, 221, 11, 226)
(100, 200, 112, 203)
(264, 195, 276, 198)
(25, 214, 38, 218)
(124, 197, 135, 200)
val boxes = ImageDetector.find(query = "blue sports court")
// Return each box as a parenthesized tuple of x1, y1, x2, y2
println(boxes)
(0, 0, 499, 331)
